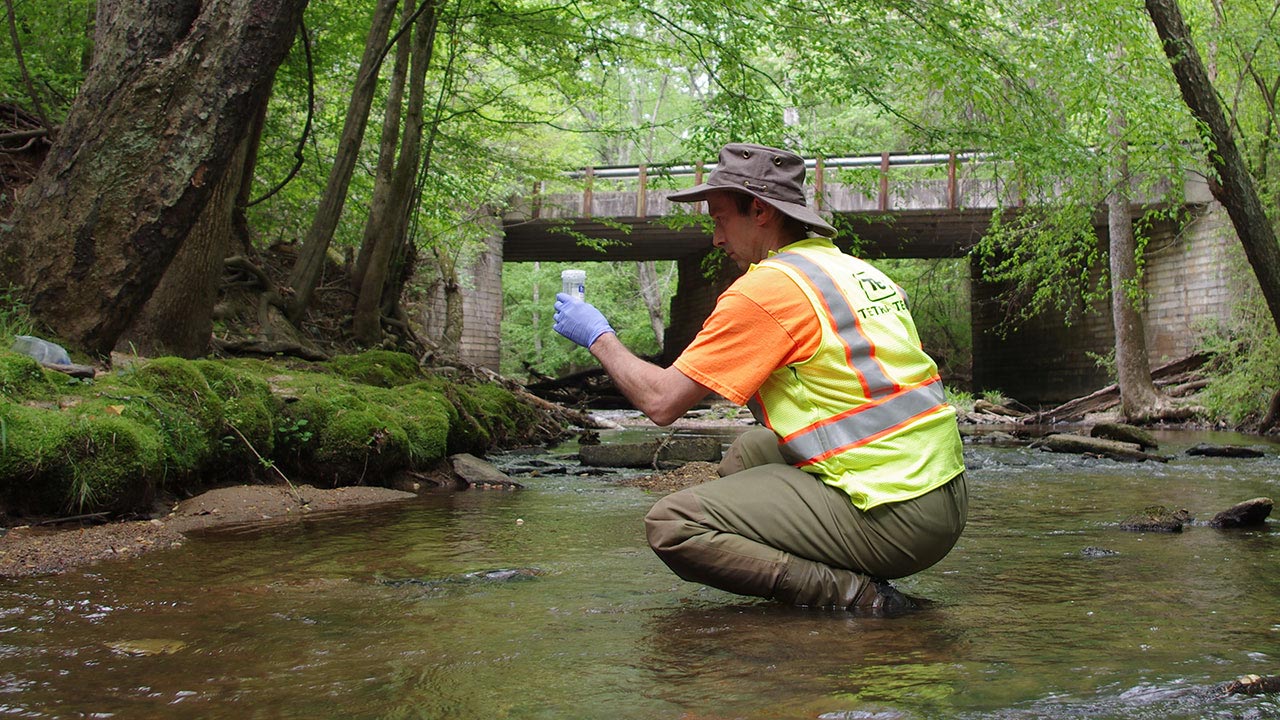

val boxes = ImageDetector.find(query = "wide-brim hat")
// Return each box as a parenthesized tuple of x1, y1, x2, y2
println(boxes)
(669, 143, 837, 237)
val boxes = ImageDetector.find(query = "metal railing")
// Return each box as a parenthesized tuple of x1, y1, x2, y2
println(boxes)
(530, 151, 996, 219)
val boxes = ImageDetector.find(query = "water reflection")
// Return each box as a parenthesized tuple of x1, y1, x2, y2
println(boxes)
(0, 428, 1276, 718)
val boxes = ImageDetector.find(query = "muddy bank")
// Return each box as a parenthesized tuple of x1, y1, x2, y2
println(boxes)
(0, 483, 419, 578)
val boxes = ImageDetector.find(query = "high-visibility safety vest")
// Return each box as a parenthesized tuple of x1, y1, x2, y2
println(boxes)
(745, 239, 965, 510)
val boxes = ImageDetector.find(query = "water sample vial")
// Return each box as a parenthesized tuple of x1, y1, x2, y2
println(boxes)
(561, 269, 586, 300)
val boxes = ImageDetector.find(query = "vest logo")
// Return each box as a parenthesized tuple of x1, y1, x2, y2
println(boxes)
(857, 271, 897, 303)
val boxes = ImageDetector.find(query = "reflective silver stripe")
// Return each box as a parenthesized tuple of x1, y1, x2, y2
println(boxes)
(769, 252, 897, 398)
(778, 380, 946, 465)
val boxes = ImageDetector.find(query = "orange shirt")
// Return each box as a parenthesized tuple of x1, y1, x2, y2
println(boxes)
(673, 265, 822, 405)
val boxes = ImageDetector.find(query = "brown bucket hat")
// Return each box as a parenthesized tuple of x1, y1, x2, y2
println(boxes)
(669, 143, 837, 237)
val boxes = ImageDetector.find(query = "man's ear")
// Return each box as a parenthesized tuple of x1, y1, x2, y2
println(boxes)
(751, 198, 777, 225)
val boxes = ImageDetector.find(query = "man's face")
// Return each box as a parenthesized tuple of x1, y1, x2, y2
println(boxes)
(706, 191, 768, 270)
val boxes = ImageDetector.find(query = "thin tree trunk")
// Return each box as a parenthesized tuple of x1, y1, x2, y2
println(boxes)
(532, 261, 543, 360)
(0, 0, 305, 357)
(352, 0, 412, 300)
(637, 260, 666, 350)
(1107, 115, 1162, 420)
(353, 1, 439, 344)
(1145, 0, 1280, 337)
(432, 246, 463, 357)
(285, 0, 398, 323)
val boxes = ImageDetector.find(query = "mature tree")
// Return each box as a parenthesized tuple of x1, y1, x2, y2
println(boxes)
(1144, 0, 1280, 337)
(0, 0, 306, 357)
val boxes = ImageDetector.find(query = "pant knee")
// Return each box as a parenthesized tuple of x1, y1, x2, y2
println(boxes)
(643, 490, 701, 555)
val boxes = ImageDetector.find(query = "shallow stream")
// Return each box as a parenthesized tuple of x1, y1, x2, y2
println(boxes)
(1, 426, 1278, 719)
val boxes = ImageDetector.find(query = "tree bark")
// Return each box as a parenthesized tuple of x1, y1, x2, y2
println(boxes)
(0, 0, 306, 357)
(286, 0, 398, 323)
(1145, 0, 1280, 337)
(116, 128, 253, 357)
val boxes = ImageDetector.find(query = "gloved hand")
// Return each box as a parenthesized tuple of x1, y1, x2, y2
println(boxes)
(553, 292, 614, 348)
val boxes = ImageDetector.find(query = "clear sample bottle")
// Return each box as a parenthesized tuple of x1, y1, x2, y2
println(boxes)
(561, 269, 586, 300)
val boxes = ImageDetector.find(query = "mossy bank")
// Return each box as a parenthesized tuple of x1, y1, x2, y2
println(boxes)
(0, 349, 567, 520)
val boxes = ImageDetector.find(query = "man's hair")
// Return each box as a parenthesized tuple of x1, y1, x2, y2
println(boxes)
(729, 192, 810, 242)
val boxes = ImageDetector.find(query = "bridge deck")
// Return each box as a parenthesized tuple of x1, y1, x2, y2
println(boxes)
(501, 155, 1207, 262)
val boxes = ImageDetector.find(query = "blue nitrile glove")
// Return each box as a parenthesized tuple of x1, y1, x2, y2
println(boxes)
(553, 292, 614, 348)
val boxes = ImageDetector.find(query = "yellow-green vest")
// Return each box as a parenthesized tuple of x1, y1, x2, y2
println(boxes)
(745, 239, 964, 510)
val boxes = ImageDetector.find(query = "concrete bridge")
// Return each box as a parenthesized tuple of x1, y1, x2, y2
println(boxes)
(432, 152, 1236, 405)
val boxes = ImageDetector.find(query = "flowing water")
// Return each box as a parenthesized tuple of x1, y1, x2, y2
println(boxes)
(1, 427, 1279, 719)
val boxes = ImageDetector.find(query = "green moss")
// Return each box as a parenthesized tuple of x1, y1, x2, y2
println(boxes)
(314, 407, 410, 476)
(0, 353, 567, 517)
(378, 384, 452, 466)
(0, 400, 73, 510)
(193, 360, 278, 461)
(0, 351, 56, 401)
(0, 399, 163, 513)
(61, 413, 163, 511)
(327, 350, 422, 388)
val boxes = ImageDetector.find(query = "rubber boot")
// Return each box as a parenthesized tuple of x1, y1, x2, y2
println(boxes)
(773, 556, 916, 615)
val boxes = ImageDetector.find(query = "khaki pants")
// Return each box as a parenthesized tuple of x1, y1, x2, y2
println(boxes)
(644, 428, 967, 608)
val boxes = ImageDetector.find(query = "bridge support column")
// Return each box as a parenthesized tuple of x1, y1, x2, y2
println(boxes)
(661, 252, 740, 365)
(420, 214, 504, 371)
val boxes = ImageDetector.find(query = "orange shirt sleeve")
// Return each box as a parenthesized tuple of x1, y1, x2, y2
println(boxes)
(673, 265, 821, 405)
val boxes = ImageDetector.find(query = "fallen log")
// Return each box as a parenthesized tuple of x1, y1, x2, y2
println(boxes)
(1025, 352, 1211, 424)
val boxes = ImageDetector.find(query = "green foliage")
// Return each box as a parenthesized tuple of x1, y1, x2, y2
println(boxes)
(869, 258, 972, 380)
(0, 286, 34, 343)
(500, 260, 676, 379)
(944, 386, 974, 413)
(1198, 294, 1280, 427)
(0, 0, 93, 122)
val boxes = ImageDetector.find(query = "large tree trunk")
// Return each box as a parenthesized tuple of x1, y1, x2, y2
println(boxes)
(0, 0, 306, 357)
(353, 1, 439, 344)
(1145, 0, 1280, 337)
(116, 127, 254, 357)
(285, 0, 398, 323)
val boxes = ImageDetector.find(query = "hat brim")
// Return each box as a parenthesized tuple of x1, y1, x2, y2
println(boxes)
(668, 183, 837, 238)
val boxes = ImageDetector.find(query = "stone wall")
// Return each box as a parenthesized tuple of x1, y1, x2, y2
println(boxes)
(1140, 202, 1242, 362)
(419, 229, 504, 370)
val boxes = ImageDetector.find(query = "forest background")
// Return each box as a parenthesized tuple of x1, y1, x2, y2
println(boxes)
(1, 0, 1279, 430)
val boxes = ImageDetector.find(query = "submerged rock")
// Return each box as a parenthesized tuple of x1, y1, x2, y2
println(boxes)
(1220, 674, 1280, 696)
(1090, 422, 1158, 450)
(1208, 497, 1273, 529)
(1080, 546, 1120, 557)
(1186, 443, 1266, 458)
(1120, 505, 1192, 533)
(380, 567, 544, 589)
